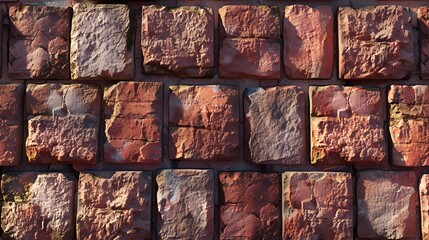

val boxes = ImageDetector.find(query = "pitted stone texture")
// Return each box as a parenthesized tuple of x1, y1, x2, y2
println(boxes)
(104, 82, 163, 164)
(0, 84, 24, 166)
(26, 84, 100, 164)
(420, 174, 429, 239)
(142, 6, 214, 77)
(157, 169, 214, 240)
(71, 3, 133, 80)
(1, 172, 75, 240)
(389, 85, 429, 166)
(310, 85, 386, 164)
(219, 172, 280, 240)
(77, 171, 151, 239)
(419, 7, 429, 79)
(169, 85, 239, 160)
(282, 172, 353, 240)
(219, 5, 280, 38)
(244, 86, 305, 164)
(357, 170, 417, 239)
(338, 6, 413, 79)
(284, 5, 333, 79)
(9, 5, 71, 79)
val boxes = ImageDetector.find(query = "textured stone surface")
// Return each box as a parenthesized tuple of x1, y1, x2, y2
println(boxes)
(71, 3, 133, 80)
(310, 85, 386, 164)
(419, 7, 429, 79)
(142, 6, 214, 77)
(389, 85, 429, 166)
(244, 86, 305, 164)
(420, 174, 429, 239)
(284, 5, 333, 79)
(9, 5, 71, 79)
(357, 170, 417, 239)
(157, 169, 214, 240)
(104, 82, 163, 164)
(169, 85, 239, 160)
(77, 171, 151, 239)
(282, 172, 353, 240)
(338, 6, 413, 79)
(26, 84, 100, 164)
(0, 84, 24, 166)
(1, 172, 75, 240)
(219, 172, 280, 240)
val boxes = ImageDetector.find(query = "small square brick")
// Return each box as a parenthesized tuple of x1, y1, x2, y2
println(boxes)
(169, 85, 239, 161)
(157, 169, 214, 239)
(9, 5, 71, 79)
(26, 83, 100, 164)
(77, 171, 152, 239)
(357, 170, 417, 239)
(244, 86, 305, 164)
(282, 172, 353, 239)
(1, 172, 75, 239)
(310, 85, 387, 164)
(419, 7, 429, 79)
(420, 174, 429, 239)
(338, 6, 413, 79)
(284, 5, 333, 79)
(71, 3, 134, 80)
(142, 6, 214, 78)
(219, 172, 280, 240)
(104, 82, 163, 164)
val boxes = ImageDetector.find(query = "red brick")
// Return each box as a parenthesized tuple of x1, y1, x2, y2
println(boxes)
(419, 7, 429, 79)
(284, 5, 333, 79)
(310, 85, 386, 164)
(104, 82, 162, 164)
(169, 85, 239, 160)
(420, 174, 429, 239)
(9, 5, 71, 79)
(338, 6, 413, 79)
(282, 172, 353, 239)
(244, 86, 306, 164)
(142, 6, 214, 77)
(219, 172, 280, 240)
(77, 171, 151, 239)
(357, 170, 417, 239)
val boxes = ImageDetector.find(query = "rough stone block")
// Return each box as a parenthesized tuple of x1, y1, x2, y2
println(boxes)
(142, 6, 214, 77)
(157, 169, 214, 239)
(71, 3, 134, 80)
(338, 6, 413, 79)
(9, 5, 71, 79)
(310, 85, 387, 164)
(169, 85, 239, 160)
(420, 174, 429, 239)
(1, 172, 75, 239)
(26, 84, 100, 164)
(389, 85, 429, 166)
(284, 5, 333, 79)
(282, 172, 353, 239)
(77, 171, 152, 239)
(357, 170, 417, 239)
(419, 7, 429, 79)
(104, 82, 163, 164)
(244, 86, 305, 164)
(219, 172, 280, 240)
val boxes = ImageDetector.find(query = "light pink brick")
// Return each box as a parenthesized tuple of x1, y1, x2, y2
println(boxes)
(420, 174, 429, 239)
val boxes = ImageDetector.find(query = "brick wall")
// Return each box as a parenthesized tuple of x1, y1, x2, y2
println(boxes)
(1, 0, 429, 239)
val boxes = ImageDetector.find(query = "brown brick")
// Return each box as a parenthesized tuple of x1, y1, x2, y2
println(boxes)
(419, 7, 429, 79)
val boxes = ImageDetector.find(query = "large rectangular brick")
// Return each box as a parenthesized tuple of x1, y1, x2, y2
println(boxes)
(9, 5, 71, 79)
(104, 82, 163, 164)
(357, 170, 417, 239)
(420, 174, 429, 239)
(310, 85, 387, 165)
(71, 3, 134, 80)
(142, 6, 214, 77)
(77, 171, 151, 239)
(219, 172, 280, 240)
(157, 169, 214, 239)
(169, 85, 239, 161)
(26, 84, 100, 164)
(1, 172, 75, 239)
(419, 7, 429, 79)
(338, 6, 413, 79)
(244, 86, 305, 164)
(284, 5, 333, 79)
(282, 172, 353, 239)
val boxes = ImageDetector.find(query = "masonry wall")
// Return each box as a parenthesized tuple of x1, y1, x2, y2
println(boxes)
(0, 0, 429, 239)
